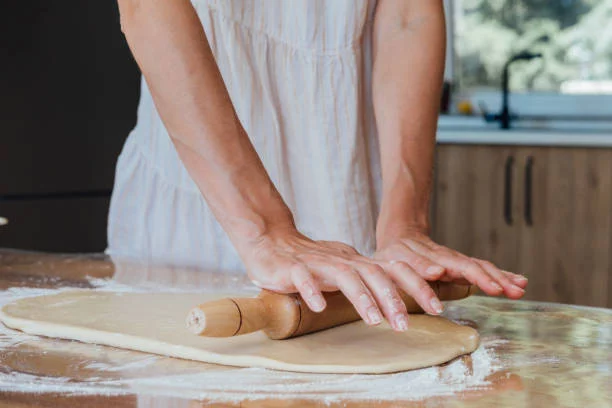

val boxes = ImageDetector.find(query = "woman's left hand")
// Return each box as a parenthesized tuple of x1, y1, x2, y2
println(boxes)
(374, 228, 528, 299)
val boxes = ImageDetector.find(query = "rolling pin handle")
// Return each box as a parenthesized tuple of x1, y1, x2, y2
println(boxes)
(187, 298, 269, 337)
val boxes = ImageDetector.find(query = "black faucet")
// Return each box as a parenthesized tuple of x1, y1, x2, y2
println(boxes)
(484, 51, 543, 129)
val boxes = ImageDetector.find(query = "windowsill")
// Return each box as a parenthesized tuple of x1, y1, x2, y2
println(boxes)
(437, 115, 612, 147)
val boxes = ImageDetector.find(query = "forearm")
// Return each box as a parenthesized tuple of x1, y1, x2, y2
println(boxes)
(117, 0, 294, 251)
(117, 0, 429, 325)
(372, 0, 445, 247)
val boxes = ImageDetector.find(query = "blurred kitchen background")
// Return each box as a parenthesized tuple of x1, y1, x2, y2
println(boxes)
(1, 0, 611, 307)
(0, 1, 140, 252)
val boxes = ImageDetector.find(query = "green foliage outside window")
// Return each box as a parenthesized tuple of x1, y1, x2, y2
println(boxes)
(454, 0, 612, 93)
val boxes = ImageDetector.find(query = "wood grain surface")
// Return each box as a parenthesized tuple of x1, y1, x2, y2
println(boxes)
(433, 145, 612, 307)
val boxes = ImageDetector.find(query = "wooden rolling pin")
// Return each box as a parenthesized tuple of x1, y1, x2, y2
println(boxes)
(186, 282, 476, 340)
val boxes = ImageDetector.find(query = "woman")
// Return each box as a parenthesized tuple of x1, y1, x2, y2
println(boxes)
(109, 0, 527, 332)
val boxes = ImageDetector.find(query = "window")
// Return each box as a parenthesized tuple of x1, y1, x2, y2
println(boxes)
(445, 0, 612, 118)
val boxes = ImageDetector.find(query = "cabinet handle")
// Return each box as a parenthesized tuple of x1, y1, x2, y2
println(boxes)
(524, 156, 534, 226)
(504, 156, 514, 226)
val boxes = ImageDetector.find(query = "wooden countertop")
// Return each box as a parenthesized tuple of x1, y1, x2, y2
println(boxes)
(0, 249, 610, 407)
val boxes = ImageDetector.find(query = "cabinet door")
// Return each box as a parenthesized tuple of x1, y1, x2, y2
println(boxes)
(0, 197, 110, 253)
(432, 145, 521, 272)
(516, 147, 612, 307)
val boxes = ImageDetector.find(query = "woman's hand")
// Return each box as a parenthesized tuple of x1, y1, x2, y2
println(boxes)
(240, 226, 444, 332)
(374, 228, 528, 299)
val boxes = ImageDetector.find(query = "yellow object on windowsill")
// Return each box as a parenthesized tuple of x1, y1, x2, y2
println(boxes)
(456, 100, 474, 116)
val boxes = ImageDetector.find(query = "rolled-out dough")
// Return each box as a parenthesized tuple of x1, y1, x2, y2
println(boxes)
(0, 291, 479, 374)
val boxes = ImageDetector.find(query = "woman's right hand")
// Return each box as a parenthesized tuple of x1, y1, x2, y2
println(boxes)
(239, 226, 444, 332)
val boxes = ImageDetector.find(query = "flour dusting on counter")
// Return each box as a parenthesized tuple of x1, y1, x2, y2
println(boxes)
(118, 345, 500, 403)
(0, 278, 505, 403)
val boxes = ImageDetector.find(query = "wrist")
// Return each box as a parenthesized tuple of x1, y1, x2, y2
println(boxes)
(222, 207, 296, 253)
(377, 171, 432, 244)
(376, 213, 430, 250)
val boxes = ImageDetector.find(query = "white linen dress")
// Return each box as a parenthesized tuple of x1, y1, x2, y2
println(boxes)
(107, 0, 383, 273)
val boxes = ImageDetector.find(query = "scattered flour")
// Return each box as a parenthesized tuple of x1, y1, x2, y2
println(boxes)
(83, 356, 162, 372)
(0, 278, 505, 403)
(117, 345, 500, 403)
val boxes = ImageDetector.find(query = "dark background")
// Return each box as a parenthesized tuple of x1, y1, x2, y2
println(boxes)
(0, 1, 140, 252)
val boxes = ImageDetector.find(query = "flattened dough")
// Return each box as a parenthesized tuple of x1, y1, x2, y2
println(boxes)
(0, 291, 479, 374)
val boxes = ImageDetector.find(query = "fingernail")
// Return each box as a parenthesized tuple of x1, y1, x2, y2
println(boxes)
(430, 298, 444, 314)
(491, 281, 503, 291)
(310, 295, 325, 312)
(395, 315, 409, 331)
(426, 265, 444, 277)
(512, 285, 525, 293)
(367, 308, 383, 325)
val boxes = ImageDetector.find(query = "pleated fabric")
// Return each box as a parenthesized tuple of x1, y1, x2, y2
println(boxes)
(107, 0, 382, 273)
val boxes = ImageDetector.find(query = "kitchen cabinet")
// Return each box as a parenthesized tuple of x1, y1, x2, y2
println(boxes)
(432, 144, 612, 308)
(0, 1, 140, 252)
(0, 197, 110, 253)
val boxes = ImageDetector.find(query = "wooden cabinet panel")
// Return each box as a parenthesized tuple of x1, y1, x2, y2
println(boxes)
(515, 148, 612, 307)
(432, 145, 521, 272)
(432, 144, 612, 308)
